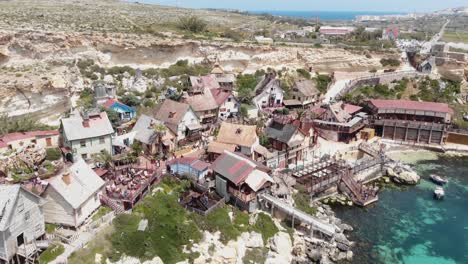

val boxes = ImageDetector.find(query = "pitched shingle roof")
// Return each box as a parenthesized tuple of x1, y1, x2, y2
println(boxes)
(153, 99, 191, 125)
(184, 89, 219, 112)
(47, 159, 105, 209)
(217, 122, 258, 147)
(61, 112, 114, 141)
(265, 121, 301, 144)
(210, 89, 233, 106)
(132, 115, 160, 145)
(212, 151, 274, 190)
(211, 151, 256, 185)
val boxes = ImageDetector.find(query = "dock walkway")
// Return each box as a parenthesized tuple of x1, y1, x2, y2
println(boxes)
(259, 193, 336, 237)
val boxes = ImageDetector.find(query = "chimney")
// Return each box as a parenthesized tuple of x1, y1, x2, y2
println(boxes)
(82, 112, 90, 127)
(62, 171, 72, 185)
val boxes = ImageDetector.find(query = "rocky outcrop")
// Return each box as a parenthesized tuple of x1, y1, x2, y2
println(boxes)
(387, 163, 420, 185)
(266, 232, 293, 264)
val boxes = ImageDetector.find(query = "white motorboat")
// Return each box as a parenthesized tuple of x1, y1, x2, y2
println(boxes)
(433, 187, 445, 200)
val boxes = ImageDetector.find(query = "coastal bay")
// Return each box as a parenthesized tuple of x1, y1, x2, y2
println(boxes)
(334, 152, 468, 264)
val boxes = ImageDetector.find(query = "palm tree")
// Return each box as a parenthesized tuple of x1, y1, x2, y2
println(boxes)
(93, 150, 113, 169)
(154, 124, 167, 157)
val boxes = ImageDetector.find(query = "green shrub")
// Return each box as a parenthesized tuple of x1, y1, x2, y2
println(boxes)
(296, 68, 311, 79)
(177, 16, 207, 33)
(252, 213, 279, 242)
(380, 58, 401, 67)
(45, 148, 61, 161)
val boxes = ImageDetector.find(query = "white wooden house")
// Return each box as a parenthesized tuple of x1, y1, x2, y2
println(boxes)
(252, 73, 284, 109)
(41, 160, 105, 228)
(0, 185, 46, 263)
(60, 110, 114, 162)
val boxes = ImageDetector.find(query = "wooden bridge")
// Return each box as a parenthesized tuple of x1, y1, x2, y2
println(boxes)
(259, 193, 336, 238)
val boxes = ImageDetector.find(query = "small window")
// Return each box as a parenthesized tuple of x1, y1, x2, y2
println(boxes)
(99, 137, 105, 144)
(24, 211, 30, 221)
(227, 98, 232, 102)
(81, 153, 88, 160)
(80, 140, 86, 147)
(46, 137, 52, 147)
(31, 139, 37, 144)
(8, 145, 12, 150)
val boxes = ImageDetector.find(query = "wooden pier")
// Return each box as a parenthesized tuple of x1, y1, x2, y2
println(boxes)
(292, 153, 384, 206)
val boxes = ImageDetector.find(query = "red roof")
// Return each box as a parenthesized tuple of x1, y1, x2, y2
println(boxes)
(210, 89, 232, 106)
(368, 99, 453, 114)
(0, 130, 59, 148)
(343, 104, 362, 115)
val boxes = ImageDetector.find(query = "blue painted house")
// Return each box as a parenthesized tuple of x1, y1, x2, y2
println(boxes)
(167, 157, 210, 181)
(102, 99, 136, 122)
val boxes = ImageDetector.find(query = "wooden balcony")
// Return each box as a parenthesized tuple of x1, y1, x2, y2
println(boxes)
(228, 187, 257, 203)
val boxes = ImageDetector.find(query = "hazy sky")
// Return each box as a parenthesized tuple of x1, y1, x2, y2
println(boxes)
(142, 0, 466, 12)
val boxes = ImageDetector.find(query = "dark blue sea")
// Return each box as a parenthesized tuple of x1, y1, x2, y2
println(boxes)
(249, 10, 406, 21)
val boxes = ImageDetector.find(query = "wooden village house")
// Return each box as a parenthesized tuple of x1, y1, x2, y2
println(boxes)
(183, 88, 219, 125)
(312, 102, 367, 142)
(132, 115, 176, 156)
(0, 130, 59, 155)
(252, 73, 284, 109)
(210, 88, 240, 120)
(41, 160, 105, 228)
(265, 119, 311, 168)
(365, 99, 453, 144)
(101, 99, 136, 122)
(212, 151, 273, 212)
(153, 99, 202, 146)
(167, 157, 210, 182)
(60, 110, 115, 162)
(0, 185, 46, 263)
(284, 79, 321, 109)
(208, 122, 260, 160)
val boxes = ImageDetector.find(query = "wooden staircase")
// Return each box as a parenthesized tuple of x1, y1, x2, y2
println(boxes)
(340, 169, 378, 206)
(100, 195, 125, 214)
(358, 143, 380, 158)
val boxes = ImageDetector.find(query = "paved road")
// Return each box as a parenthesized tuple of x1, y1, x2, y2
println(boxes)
(421, 19, 450, 54)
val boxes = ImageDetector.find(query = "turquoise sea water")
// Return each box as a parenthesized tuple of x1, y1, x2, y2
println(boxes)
(334, 155, 468, 264)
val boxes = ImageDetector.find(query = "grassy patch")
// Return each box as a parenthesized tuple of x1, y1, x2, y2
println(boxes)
(45, 224, 58, 234)
(251, 212, 279, 242)
(109, 183, 201, 264)
(92, 207, 112, 221)
(443, 32, 468, 44)
(39, 243, 65, 264)
(68, 226, 114, 264)
(191, 206, 240, 244)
